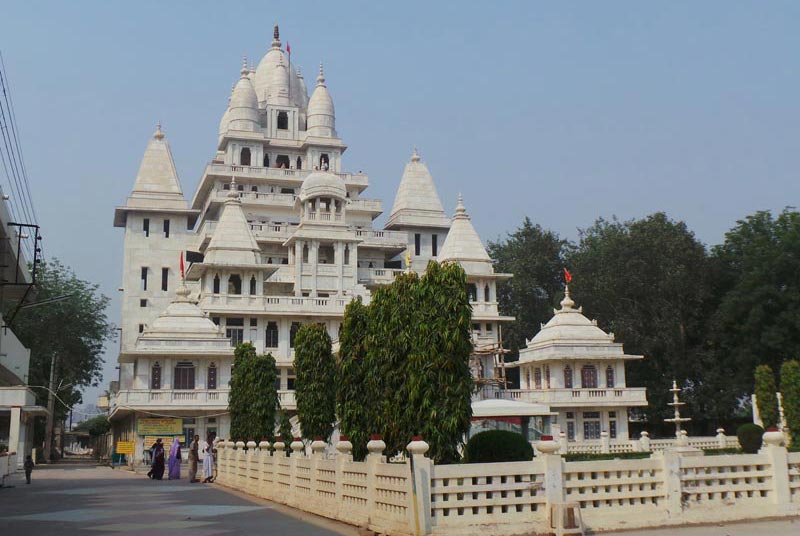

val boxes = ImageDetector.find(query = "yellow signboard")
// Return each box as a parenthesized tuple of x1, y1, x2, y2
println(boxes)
(144, 435, 183, 447)
(137, 418, 183, 435)
(116, 441, 135, 454)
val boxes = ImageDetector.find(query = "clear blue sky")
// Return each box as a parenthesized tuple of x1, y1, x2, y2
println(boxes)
(2, 1, 799, 406)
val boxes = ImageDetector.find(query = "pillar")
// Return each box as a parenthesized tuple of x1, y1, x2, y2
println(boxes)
(661, 449, 683, 518)
(9, 407, 21, 466)
(310, 240, 319, 297)
(762, 430, 791, 510)
(294, 241, 303, 296)
(407, 438, 432, 536)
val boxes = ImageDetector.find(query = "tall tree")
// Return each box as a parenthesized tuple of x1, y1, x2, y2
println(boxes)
(9, 259, 116, 420)
(754, 365, 779, 429)
(336, 297, 371, 460)
(487, 218, 568, 363)
(294, 323, 337, 440)
(566, 214, 721, 429)
(229, 342, 279, 440)
(780, 360, 800, 445)
(711, 209, 800, 397)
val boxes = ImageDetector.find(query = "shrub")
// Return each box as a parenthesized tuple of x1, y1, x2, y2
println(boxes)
(737, 423, 764, 453)
(563, 452, 650, 462)
(780, 360, 800, 446)
(464, 431, 533, 463)
(754, 365, 779, 429)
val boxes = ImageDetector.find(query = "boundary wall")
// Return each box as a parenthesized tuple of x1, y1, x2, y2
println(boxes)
(215, 433, 800, 535)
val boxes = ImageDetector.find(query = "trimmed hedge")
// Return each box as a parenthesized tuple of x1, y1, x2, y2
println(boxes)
(563, 452, 650, 462)
(737, 423, 764, 453)
(464, 431, 533, 463)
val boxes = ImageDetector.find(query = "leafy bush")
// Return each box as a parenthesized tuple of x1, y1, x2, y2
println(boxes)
(737, 423, 764, 453)
(780, 360, 800, 446)
(702, 448, 741, 456)
(464, 431, 533, 463)
(754, 365, 779, 429)
(294, 324, 336, 441)
(563, 452, 650, 462)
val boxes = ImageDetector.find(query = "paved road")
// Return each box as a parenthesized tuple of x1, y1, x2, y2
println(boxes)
(603, 518, 799, 536)
(0, 463, 356, 536)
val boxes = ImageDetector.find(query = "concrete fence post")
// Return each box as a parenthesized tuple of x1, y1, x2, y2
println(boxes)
(537, 437, 565, 510)
(335, 436, 353, 520)
(289, 438, 305, 508)
(257, 440, 271, 498)
(407, 438, 432, 536)
(246, 440, 258, 494)
(762, 430, 792, 512)
(600, 431, 610, 454)
(639, 431, 650, 452)
(366, 435, 387, 527)
(235, 441, 245, 488)
(716, 429, 726, 449)
(660, 449, 683, 519)
(558, 432, 568, 454)
(273, 440, 286, 497)
(310, 438, 326, 506)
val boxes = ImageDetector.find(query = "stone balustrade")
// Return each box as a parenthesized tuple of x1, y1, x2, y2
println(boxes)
(214, 432, 800, 535)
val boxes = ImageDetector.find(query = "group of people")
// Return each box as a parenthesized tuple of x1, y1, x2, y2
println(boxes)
(146, 434, 215, 483)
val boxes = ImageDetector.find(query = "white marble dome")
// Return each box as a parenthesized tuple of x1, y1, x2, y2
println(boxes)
(528, 288, 615, 348)
(299, 170, 346, 201)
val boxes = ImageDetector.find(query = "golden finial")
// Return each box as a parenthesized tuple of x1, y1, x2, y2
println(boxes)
(405, 248, 412, 273)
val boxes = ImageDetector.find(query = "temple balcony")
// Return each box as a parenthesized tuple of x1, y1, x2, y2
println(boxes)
(199, 294, 351, 315)
(357, 267, 403, 285)
(354, 229, 407, 249)
(485, 387, 648, 407)
(112, 388, 230, 409)
(346, 198, 383, 215)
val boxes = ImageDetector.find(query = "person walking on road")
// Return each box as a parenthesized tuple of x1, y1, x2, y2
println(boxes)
(151, 440, 166, 480)
(23, 455, 34, 484)
(167, 438, 182, 480)
(201, 434, 214, 483)
(188, 434, 200, 483)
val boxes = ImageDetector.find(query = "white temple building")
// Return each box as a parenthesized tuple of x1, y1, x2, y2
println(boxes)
(108, 26, 646, 456)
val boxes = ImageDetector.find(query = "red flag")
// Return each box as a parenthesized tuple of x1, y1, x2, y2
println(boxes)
(180, 252, 185, 280)
(286, 42, 291, 55)
(563, 268, 572, 283)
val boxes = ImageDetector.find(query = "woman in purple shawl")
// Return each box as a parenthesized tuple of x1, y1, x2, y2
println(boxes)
(167, 438, 182, 480)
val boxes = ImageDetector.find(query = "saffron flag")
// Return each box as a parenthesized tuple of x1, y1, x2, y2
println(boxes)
(286, 42, 291, 55)
(180, 252, 185, 280)
(563, 267, 572, 283)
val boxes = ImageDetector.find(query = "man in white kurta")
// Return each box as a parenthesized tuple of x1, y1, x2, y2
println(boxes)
(201, 437, 214, 483)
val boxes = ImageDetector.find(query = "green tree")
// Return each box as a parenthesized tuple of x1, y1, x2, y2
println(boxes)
(74, 415, 110, 437)
(566, 214, 722, 429)
(294, 324, 336, 440)
(711, 209, 800, 397)
(336, 297, 371, 460)
(779, 360, 800, 444)
(277, 409, 293, 446)
(229, 342, 279, 440)
(9, 259, 116, 421)
(487, 218, 568, 361)
(754, 365, 779, 429)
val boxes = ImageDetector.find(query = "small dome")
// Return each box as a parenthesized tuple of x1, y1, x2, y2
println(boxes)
(306, 63, 335, 137)
(528, 287, 614, 348)
(218, 106, 231, 137)
(227, 67, 259, 132)
(266, 55, 290, 105)
(299, 170, 346, 202)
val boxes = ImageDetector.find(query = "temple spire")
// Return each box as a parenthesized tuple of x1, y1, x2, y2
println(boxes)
(317, 62, 326, 86)
(272, 24, 281, 48)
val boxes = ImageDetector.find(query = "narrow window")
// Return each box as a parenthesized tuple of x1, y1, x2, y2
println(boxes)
(207, 363, 218, 390)
(485, 323, 493, 332)
(161, 267, 169, 291)
(609, 420, 617, 439)
(263, 154, 270, 168)
(567, 421, 575, 441)
(472, 323, 481, 333)
(249, 276, 256, 295)
(276, 155, 290, 168)
(534, 368, 542, 389)
(163, 219, 170, 238)
(467, 283, 478, 302)
(251, 185, 258, 192)
(277, 111, 289, 130)
(228, 275, 242, 295)
(343, 245, 350, 265)
(151, 362, 161, 390)
(526, 370, 531, 389)
(240, 147, 251, 166)
(606, 366, 615, 388)
(581, 365, 598, 389)
(296, 156, 302, 170)
(484, 284, 491, 302)
(545, 365, 551, 389)
(289, 321, 301, 348)
(140, 299, 147, 307)
(225, 318, 244, 346)
(213, 274, 220, 294)
(265, 322, 279, 348)
(174, 361, 196, 390)
(143, 218, 150, 237)
(431, 234, 438, 256)
(141, 267, 148, 291)
(138, 324, 145, 333)
(414, 233, 421, 256)
(564, 365, 573, 389)
(287, 367, 296, 390)
(319, 153, 329, 169)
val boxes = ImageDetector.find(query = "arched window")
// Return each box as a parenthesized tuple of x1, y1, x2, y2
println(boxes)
(526, 370, 531, 389)
(296, 156, 302, 170)
(228, 274, 242, 295)
(249, 276, 257, 295)
(277, 111, 289, 130)
(174, 361, 195, 390)
(240, 147, 251, 166)
(263, 154, 270, 168)
(581, 365, 598, 389)
(276, 154, 290, 169)
(289, 321, 301, 348)
(484, 284, 490, 302)
(213, 274, 220, 294)
(344, 244, 350, 265)
(534, 368, 542, 389)
(467, 283, 478, 302)
(319, 153, 329, 170)
(545, 365, 551, 389)
(606, 366, 615, 388)
(207, 363, 217, 390)
(302, 244, 309, 263)
(564, 365, 573, 389)
(151, 362, 161, 390)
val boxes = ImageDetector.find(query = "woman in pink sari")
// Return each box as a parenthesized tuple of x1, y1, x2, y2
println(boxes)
(167, 438, 182, 480)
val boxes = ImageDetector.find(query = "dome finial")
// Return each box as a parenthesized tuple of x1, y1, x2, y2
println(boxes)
(411, 146, 420, 162)
(453, 193, 467, 217)
(227, 175, 239, 200)
(241, 55, 249, 76)
(559, 285, 575, 311)
(272, 24, 281, 48)
(153, 121, 164, 140)
(317, 62, 326, 86)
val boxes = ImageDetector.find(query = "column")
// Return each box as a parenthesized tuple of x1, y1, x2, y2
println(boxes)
(336, 242, 345, 295)
(310, 240, 319, 297)
(294, 241, 303, 297)
(9, 406, 21, 460)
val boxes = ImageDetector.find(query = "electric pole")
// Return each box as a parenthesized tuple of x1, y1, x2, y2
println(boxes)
(44, 353, 57, 462)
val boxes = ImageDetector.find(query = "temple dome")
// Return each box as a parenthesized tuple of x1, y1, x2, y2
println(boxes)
(227, 62, 259, 132)
(306, 63, 335, 137)
(299, 170, 346, 202)
(528, 287, 614, 348)
(253, 25, 307, 107)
